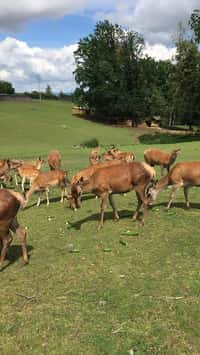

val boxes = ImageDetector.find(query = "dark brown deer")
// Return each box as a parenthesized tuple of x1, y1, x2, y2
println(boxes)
(0, 189, 28, 268)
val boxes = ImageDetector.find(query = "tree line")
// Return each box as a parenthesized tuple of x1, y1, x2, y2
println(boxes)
(0, 82, 72, 102)
(74, 10, 200, 128)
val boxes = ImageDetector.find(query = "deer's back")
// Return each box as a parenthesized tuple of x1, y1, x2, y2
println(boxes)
(170, 162, 200, 185)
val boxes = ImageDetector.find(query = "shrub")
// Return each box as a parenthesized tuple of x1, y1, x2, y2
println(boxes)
(81, 138, 99, 148)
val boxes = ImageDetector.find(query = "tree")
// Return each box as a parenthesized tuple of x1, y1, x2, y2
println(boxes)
(139, 57, 174, 125)
(0, 80, 15, 94)
(173, 34, 200, 127)
(74, 20, 144, 123)
(189, 9, 200, 43)
(45, 84, 52, 97)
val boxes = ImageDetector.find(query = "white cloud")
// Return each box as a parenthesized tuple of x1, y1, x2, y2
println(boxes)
(0, 0, 198, 45)
(0, 1, 197, 91)
(93, 0, 200, 45)
(0, 37, 77, 92)
(0, 36, 177, 92)
(0, 0, 85, 31)
(143, 43, 176, 61)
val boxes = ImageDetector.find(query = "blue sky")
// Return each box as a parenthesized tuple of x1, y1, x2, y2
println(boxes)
(0, 15, 94, 48)
(0, 0, 198, 92)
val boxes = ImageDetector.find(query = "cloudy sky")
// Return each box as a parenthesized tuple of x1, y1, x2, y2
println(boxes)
(0, 0, 198, 92)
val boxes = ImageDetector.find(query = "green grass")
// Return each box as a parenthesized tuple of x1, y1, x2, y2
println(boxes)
(0, 101, 200, 354)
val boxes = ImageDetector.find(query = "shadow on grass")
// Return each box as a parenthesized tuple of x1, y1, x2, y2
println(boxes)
(24, 194, 95, 210)
(70, 209, 139, 230)
(24, 196, 63, 210)
(0, 244, 33, 272)
(151, 201, 200, 210)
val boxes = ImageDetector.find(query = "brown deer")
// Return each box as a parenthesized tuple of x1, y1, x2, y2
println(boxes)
(47, 150, 62, 170)
(89, 147, 100, 165)
(101, 151, 115, 161)
(16, 157, 45, 192)
(0, 189, 28, 268)
(71, 162, 155, 229)
(0, 159, 24, 187)
(110, 148, 135, 162)
(144, 148, 181, 175)
(0, 160, 12, 187)
(70, 160, 126, 209)
(25, 169, 69, 207)
(147, 161, 200, 209)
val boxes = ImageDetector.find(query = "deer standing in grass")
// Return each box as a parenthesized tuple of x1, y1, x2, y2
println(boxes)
(25, 170, 69, 207)
(144, 148, 181, 175)
(89, 147, 101, 165)
(110, 148, 135, 162)
(71, 162, 155, 229)
(147, 161, 200, 209)
(0, 189, 28, 268)
(70, 160, 126, 209)
(16, 157, 44, 192)
(47, 150, 62, 170)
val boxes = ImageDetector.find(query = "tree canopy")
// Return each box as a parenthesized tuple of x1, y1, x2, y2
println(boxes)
(74, 17, 200, 128)
(189, 9, 200, 43)
(74, 20, 174, 125)
(0, 80, 15, 94)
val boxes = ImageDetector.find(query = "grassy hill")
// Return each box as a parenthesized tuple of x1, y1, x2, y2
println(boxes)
(0, 100, 200, 354)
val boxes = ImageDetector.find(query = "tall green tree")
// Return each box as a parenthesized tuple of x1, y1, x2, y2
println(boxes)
(189, 9, 200, 43)
(74, 20, 144, 123)
(173, 26, 200, 127)
(139, 57, 174, 124)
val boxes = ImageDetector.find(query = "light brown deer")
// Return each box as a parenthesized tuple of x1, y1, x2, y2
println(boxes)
(71, 162, 155, 229)
(110, 148, 135, 162)
(0, 160, 11, 187)
(144, 148, 181, 175)
(147, 161, 200, 209)
(25, 169, 69, 207)
(89, 147, 100, 165)
(16, 157, 44, 192)
(47, 150, 62, 170)
(101, 151, 115, 161)
(0, 189, 28, 268)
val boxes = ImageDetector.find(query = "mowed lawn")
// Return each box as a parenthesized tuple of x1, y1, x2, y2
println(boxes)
(0, 100, 200, 354)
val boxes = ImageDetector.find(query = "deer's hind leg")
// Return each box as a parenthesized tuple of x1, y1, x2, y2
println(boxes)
(10, 217, 28, 264)
(108, 194, 119, 221)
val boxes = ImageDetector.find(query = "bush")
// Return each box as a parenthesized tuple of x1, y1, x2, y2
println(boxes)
(139, 132, 200, 144)
(81, 138, 99, 148)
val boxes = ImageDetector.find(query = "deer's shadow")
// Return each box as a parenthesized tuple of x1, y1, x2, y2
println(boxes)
(24, 193, 95, 210)
(70, 209, 139, 230)
(0, 244, 33, 272)
(152, 201, 200, 210)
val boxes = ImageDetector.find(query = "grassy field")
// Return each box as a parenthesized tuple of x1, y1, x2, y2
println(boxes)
(0, 100, 200, 354)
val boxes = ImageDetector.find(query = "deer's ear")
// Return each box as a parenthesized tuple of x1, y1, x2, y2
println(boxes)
(77, 176, 85, 185)
(149, 179, 158, 188)
(78, 176, 90, 186)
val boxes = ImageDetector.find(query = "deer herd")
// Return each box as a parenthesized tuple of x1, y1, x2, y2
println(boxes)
(1, 144, 200, 268)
